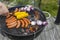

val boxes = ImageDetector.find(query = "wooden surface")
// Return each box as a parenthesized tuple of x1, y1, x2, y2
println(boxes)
(0, 17, 60, 40)
(35, 17, 60, 40)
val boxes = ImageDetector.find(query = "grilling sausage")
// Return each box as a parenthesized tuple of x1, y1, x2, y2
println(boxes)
(6, 16, 14, 22)
(6, 16, 17, 24)
(20, 20, 25, 28)
(6, 14, 10, 18)
(16, 20, 21, 28)
(7, 22, 17, 29)
(6, 18, 16, 24)
(6, 12, 13, 18)
(7, 20, 17, 26)
(23, 19, 28, 28)
(14, 8, 19, 13)
(6, 16, 17, 28)
(23, 18, 31, 24)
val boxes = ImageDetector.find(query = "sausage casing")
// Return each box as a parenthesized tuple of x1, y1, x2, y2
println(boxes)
(7, 22, 17, 29)
(23, 18, 31, 24)
(20, 20, 25, 28)
(23, 19, 28, 28)
(16, 20, 21, 28)
(6, 16, 17, 24)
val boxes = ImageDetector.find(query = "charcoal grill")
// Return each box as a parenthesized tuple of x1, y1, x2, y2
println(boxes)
(0, 6, 47, 40)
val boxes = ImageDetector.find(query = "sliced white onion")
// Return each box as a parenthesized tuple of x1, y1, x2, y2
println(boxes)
(26, 8, 30, 11)
(43, 21, 47, 25)
(20, 7, 24, 10)
(24, 7, 28, 10)
(31, 21, 36, 25)
(37, 20, 42, 25)
(31, 7, 34, 10)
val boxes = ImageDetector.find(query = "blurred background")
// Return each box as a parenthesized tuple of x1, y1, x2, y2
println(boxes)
(0, 0, 58, 17)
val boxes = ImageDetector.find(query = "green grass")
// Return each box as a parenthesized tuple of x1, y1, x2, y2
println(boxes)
(40, 0, 58, 17)
(1, 0, 58, 17)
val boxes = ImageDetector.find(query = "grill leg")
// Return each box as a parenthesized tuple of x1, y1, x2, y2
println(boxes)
(55, 5, 60, 24)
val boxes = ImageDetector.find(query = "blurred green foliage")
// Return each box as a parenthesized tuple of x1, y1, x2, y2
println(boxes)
(0, 0, 58, 17)
(40, 0, 58, 17)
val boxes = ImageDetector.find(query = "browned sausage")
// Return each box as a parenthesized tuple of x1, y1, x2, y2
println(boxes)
(20, 20, 25, 28)
(23, 19, 28, 28)
(14, 8, 19, 13)
(7, 20, 17, 26)
(6, 18, 16, 24)
(6, 12, 13, 18)
(16, 20, 21, 28)
(6, 16, 17, 23)
(6, 14, 10, 18)
(7, 22, 17, 29)
(6, 16, 14, 22)
(23, 18, 31, 24)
